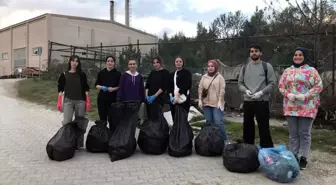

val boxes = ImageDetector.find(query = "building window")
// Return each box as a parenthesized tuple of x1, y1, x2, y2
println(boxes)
(32, 47, 42, 56)
(1, 53, 8, 60)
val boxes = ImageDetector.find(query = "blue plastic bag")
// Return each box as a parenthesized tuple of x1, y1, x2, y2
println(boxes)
(258, 145, 300, 183)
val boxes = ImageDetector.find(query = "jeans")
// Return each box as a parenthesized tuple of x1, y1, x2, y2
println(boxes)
(202, 106, 228, 141)
(286, 116, 313, 158)
(62, 97, 87, 148)
(243, 101, 274, 148)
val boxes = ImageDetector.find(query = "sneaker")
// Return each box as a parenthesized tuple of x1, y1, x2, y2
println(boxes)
(299, 157, 308, 170)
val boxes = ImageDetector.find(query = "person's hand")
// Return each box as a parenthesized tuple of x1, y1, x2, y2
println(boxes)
(101, 86, 108, 92)
(295, 94, 306, 101)
(149, 95, 156, 104)
(108, 87, 113, 92)
(146, 96, 150, 103)
(169, 95, 174, 104)
(251, 91, 263, 99)
(245, 90, 253, 97)
(57, 95, 62, 112)
(287, 93, 296, 101)
(86, 95, 91, 111)
(198, 101, 203, 109)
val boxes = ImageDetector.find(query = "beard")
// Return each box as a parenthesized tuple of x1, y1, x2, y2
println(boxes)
(250, 55, 260, 61)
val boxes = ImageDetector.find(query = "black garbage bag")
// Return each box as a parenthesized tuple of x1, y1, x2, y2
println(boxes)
(137, 103, 169, 155)
(108, 102, 125, 133)
(194, 122, 225, 156)
(86, 120, 112, 153)
(108, 102, 140, 162)
(46, 123, 78, 161)
(223, 141, 260, 173)
(168, 105, 194, 157)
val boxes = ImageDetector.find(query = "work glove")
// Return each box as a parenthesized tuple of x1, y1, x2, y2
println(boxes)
(169, 95, 174, 104)
(57, 95, 62, 112)
(295, 94, 306, 101)
(251, 91, 263, 99)
(86, 95, 91, 111)
(245, 90, 253, 97)
(101, 86, 108, 92)
(287, 93, 296, 101)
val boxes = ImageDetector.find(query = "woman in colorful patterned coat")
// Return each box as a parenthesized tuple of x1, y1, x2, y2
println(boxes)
(278, 47, 323, 170)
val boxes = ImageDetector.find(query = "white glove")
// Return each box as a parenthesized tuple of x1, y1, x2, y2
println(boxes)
(295, 94, 306, 101)
(251, 91, 263, 99)
(245, 90, 253, 97)
(198, 101, 203, 108)
(287, 93, 296, 101)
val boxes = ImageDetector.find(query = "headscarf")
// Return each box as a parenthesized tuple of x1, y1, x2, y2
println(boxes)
(207, 59, 218, 76)
(293, 47, 307, 68)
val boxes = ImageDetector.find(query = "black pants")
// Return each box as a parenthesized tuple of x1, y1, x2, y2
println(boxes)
(243, 101, 274, 148)
(97, 97, 114, 130)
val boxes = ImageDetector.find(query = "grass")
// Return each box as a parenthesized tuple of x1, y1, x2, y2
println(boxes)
(190, 116, 336, 155)
(16, 78, 336, 155)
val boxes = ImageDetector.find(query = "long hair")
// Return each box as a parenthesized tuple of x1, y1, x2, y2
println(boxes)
(67, 55, 82, 73)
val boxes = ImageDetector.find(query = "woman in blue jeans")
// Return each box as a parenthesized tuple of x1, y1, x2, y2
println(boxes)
(198, 59, 227, 140)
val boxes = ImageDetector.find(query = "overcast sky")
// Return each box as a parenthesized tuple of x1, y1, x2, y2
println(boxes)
(0, 0, 291, 37)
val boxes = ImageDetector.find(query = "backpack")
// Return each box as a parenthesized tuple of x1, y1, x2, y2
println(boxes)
(242, 61, 268, 85)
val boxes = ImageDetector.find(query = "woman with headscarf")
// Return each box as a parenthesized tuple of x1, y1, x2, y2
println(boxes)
(198, 59, 227, 140)
(168, 56, 192, 119)
(278, 47, 323, 170)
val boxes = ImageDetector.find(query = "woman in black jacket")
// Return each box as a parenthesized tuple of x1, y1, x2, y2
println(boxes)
(95, 56, 121, 130)
(168, 56, 192, 119)
(57, 55, 90, 149)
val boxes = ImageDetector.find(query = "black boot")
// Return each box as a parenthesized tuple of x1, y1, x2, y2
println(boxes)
(299, 156, 308, 170)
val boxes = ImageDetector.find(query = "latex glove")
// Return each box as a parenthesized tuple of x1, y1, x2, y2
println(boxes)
(217, 101, 224, 111)
(86, 95, 91, 111)
(198, 101, 203, 108)
(149, 95, 156, 104)
(295, 94, 306, 101)
(245, 90, 253, 97)
(169, 95, 174, 104)
(287, 93, 296, 101)
(146, 96, 150, 103)
(57, 95, 62, 112)
(251, 91, 263, 99)
(101, 86, 108, 92)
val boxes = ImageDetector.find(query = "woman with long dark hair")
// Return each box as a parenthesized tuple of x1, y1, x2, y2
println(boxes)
(95, 56, 121, 130)
(57, 55, 91, 149)
(278, 47, 323, 169)
(145, 56, 170, 111)
(168, 56, 192, 118)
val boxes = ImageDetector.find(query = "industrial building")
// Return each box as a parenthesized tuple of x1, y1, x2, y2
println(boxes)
(0, 0, 158, 76)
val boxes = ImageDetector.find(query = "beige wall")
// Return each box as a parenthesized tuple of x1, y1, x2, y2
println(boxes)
(50, 15, 158, 62)
(0, 29, 12, 75)
(28, 18, 48, 70)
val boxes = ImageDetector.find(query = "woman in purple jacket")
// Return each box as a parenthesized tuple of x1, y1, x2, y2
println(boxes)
(117, 59, 145, 103)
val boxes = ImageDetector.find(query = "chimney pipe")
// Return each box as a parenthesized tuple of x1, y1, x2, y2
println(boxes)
(110, 1, 114, 21)
(125, 0, 130, 26)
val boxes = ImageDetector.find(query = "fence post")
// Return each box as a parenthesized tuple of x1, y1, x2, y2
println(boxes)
(100, 42, 103, 70)
(47, 41, 52, 74)
(137, 39, 140, 72)
(73, 47, 76, 55)
(70, 45, 73, 56)
(332, 24, 335, 96)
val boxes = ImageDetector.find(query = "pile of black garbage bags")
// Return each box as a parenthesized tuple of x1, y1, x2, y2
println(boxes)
(46, 102, 194, 162)
(46, 102, 300, 183)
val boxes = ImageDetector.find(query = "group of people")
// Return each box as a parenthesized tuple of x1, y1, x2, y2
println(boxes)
(56, 44, 323, 171)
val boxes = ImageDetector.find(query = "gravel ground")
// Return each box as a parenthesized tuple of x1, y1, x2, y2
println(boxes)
(0, 79, 335, 185)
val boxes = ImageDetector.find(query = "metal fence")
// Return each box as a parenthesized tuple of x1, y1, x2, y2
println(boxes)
(47, 30, 336, 127)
